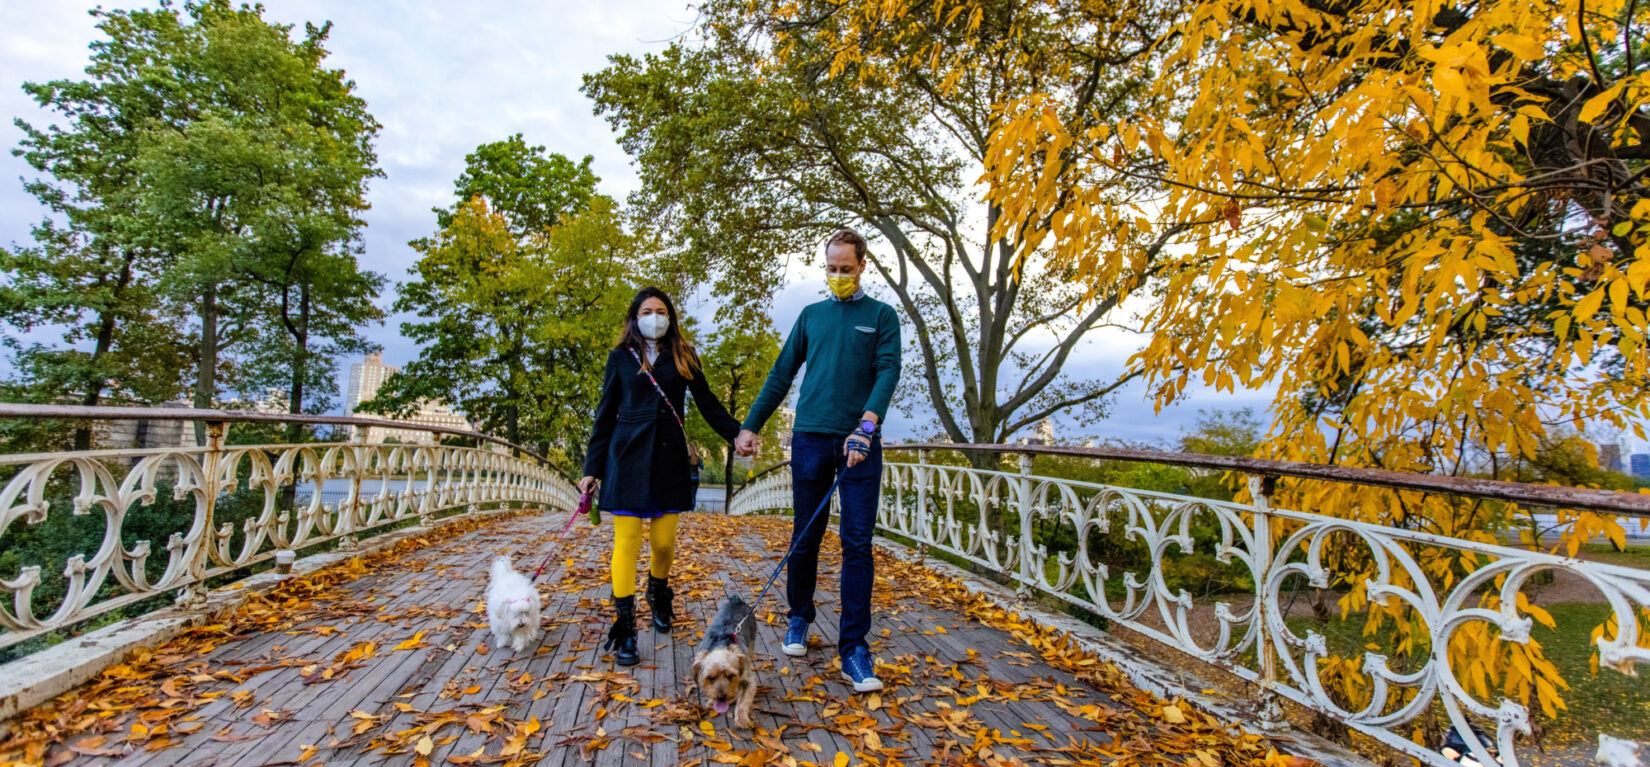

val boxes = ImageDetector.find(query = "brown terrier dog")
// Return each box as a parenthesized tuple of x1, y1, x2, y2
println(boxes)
(692, 595, 758, 728)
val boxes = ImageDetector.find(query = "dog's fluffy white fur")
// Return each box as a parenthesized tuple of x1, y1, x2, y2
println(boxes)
(486, 555, 542, 653)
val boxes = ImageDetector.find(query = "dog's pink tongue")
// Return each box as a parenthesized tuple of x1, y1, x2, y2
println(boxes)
(712, 700, 730, 713)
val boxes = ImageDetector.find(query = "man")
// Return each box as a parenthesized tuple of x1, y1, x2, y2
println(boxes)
(736, 228, 901, 693)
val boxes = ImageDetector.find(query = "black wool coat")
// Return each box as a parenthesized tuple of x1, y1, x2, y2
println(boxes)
(583, 345, 741, 511)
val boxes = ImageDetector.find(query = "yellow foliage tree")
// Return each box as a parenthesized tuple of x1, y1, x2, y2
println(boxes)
(737, 0, 1650, 747)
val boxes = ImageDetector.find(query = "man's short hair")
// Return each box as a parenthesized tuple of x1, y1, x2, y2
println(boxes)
(826, 229, 868, 262)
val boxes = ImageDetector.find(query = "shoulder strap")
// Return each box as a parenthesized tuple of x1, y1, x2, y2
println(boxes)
(626, 346, 687, 433)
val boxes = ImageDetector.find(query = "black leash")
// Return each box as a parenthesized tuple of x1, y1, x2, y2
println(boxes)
(732, 446, 864, 637)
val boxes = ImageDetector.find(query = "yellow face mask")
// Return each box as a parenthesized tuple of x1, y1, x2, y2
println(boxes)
(827, 274, 859, 299)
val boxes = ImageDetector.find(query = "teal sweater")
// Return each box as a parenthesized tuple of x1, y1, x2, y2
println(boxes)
(743, 296, 902, 436)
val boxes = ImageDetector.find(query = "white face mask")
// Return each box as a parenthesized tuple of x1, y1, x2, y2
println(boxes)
(637, 314, 670, 340)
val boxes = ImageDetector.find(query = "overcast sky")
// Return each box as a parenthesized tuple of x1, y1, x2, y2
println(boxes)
(0, 0, 1281, 446)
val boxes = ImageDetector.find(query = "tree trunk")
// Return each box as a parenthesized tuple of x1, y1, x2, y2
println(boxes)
(724, 387, 739, 512)
(506, 402, 520, 455)
(193, 284, 219, 446)
(286, 284, 310, 442)
(75, 249, 137, 450)
(280, 284, 311, 514)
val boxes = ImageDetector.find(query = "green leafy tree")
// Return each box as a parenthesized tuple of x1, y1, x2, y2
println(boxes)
(522, 197, 638, 466)
(365, 194, 633, 467)
(583, 2, 1166, 462)
(684, 319, 784, 507)
(365, 137, 621, 464)
(7, 2, 381, 447)
(1177, 408, 1263, 458)
(123, 2, 382, 438)
(7, 6, 204, 446)
(437, 134, 598, 234)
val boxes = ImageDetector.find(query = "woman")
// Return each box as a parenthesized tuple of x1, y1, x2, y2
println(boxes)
(580, 287, 741, 666)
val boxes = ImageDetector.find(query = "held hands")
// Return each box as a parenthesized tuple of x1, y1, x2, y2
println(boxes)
(734, 429, 759, 457)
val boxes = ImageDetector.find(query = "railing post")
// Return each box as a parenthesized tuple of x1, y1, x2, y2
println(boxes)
(1015, 452, 1034, 603)
(338, 428, 365, 552)
(416, 437, 435, 529)
(176, 420, 225, 610)
(915, 449, 931, 558)
(1248, 473, 1288, 732)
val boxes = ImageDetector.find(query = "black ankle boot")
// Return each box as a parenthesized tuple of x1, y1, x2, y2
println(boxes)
(645, 576, 674, 633)
(605, 595, 639, 666)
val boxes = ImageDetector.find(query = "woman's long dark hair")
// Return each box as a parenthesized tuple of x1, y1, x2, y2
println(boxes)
(616, 286, 698, 380)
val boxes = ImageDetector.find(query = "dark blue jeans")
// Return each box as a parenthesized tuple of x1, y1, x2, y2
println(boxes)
(786, 430, 882, 658)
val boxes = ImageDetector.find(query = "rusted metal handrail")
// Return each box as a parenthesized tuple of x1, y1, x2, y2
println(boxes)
(0, 403, 546, 464)
(888, 442, 1650, 517)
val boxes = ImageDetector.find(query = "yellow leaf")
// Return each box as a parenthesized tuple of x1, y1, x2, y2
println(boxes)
(415, 735, 434, 756)
(1576, 288, 1606, 319)
(1491, 33, 1543, 60)
(394, 631, 429, 652)
(834, 752, 850, 767)
(1580, 85, 1623, 124)
(1434, 67, 1468, 106)
(1161, 704, 1187, 724)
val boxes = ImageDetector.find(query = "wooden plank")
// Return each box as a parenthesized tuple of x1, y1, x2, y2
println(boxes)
(41, 512, 1222, 767)
(401, 516, 582, 765)
(120, 525, 517, 767)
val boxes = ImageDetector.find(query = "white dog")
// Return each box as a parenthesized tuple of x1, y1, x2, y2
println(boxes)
(486, 555, 542, 653)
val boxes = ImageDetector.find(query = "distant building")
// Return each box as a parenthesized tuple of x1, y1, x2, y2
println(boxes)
(344, 353, 474, 445)
(1598, 443, 1625, 473)
(1632, 453, 1650, 479)
(346, 353, 397, 414)
(774, 407, 796, 460)
(221, 387, 288, 414)
(1018, 417, 1057, 446)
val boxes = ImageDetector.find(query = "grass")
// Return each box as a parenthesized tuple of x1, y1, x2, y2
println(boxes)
(1577, 541, 1650, 571)
(1530, 602, 1650, 745)
(1285, 601, 1649, 748)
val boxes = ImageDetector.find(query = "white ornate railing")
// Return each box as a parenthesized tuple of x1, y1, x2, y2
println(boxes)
(728, 461, 792, 517)
(728, 444, 1650, 767)
(0, 406, 577, 652)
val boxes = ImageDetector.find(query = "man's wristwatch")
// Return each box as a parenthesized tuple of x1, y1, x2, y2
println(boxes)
(858, 419, 877, 435)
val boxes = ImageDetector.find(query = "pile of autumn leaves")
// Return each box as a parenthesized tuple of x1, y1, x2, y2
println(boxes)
(3, 512, 1309, 767)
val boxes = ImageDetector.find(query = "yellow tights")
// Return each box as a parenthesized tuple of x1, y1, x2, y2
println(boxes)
(610, 514, 679, 598)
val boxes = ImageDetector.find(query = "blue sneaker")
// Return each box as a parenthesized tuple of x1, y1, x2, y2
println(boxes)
(782, 617, 809, 657)
(841, 647, 883, 692)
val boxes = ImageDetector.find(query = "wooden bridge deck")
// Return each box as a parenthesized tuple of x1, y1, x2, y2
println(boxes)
(8, 511, 1284, 766)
